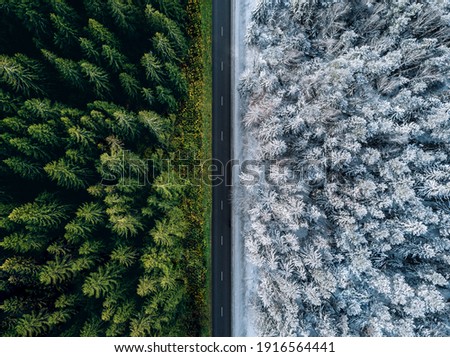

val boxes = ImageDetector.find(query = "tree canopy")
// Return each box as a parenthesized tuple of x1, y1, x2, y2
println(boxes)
(0, 0, 208, 337)
(239, 0, 450, 336)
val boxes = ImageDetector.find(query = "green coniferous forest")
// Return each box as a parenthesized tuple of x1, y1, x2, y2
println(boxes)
(0, 0, 211, 336)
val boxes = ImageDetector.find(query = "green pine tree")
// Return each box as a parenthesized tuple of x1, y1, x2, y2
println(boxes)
(82, 264, 121, 298)
(152, 33, 177, 62)
(119, 72, 141, 99)
(0, 55, 42, 96)
(3, 157, 43, 179)
(42, 50, 84, 89)
(8, 194, 68, 229)
(87, 18, 119, 48)
(15, 311, 49, 337)
(141, 52, 163, 83)
(39, 255, 76, 285)
(80, 61, 112, 98)
(44, 158, 89, 190)
(50, 13, 79, 50)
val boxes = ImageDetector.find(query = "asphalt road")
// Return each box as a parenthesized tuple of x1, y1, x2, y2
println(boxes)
(212, 0, 232, 337)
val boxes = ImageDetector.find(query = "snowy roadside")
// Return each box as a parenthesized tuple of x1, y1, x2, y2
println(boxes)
(231, 0, 257, 337)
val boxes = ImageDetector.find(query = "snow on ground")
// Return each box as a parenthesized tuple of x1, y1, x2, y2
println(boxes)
(232, 0, 257, 337)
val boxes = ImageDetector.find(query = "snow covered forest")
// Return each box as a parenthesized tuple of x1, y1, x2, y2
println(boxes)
(238, 0, 450, 336)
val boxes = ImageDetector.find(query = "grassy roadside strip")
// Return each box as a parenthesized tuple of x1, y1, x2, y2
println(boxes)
(199, 0, 212, 337)
(172, 0, 212, 336)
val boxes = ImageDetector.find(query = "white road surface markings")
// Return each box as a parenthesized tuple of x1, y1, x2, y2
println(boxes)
(221, 130, 223, 141)
(221, 271, 223, 281)
(221, 307, 224, 317)
(221, 26, 224, 37)
(221, 200, 224, 210)
(221, 96, 223, 106)
(221, 61, 224, 71)
(221, 235, 223, 246)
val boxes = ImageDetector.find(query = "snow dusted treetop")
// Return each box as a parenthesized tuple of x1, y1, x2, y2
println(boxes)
(239, 0, 450, 336)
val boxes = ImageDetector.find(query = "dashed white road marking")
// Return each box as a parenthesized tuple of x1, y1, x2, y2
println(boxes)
(221, 200, 224, 210)
(221, 26, 224, 36)
(221, 235, 223, 246)
(221, 61, 224, 71)
(220, 307, 224, 317)
(221, 96, 224, 106)
(221, 271, 224, 281)
(221, 131, 224, 141)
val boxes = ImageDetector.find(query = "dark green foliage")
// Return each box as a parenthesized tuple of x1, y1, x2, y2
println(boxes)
(155, 0, 186, 24)
(101, 45, 127, 72)
(28, 123, 60, 146)
(156, 85, 177, 112)
(87, 18, 119, 48)
(145, 4, 188, 56)
(119, 72, 141, 99)
(111, 245, 137, 267)
(8, 137, 50, 160)
(106, 0, 136, 31)
(50, 12, 79, 50)
(0, 55, 43, 96)
(0, 232, 45, 253)
(80, 61, 112, 98)
(82, 264, 121, 298)
(141, 52, 163, 83)
(0, 0, 207, 337)
(15, 311, 49, 337)
(153, 32, 177, 62)
(0, 89, 19, 114)
(79, 37, 101, 62)
(44, 158, 89, 189)
(39, 255, 76, 285)
(3, 157, 44, 179)
(8, 194, 69, 229)
(41, 50, 84, 89)
(164, 62, 187, 97)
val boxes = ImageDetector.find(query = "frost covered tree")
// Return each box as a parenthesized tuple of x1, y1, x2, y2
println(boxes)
(239, 0, 450, 336)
